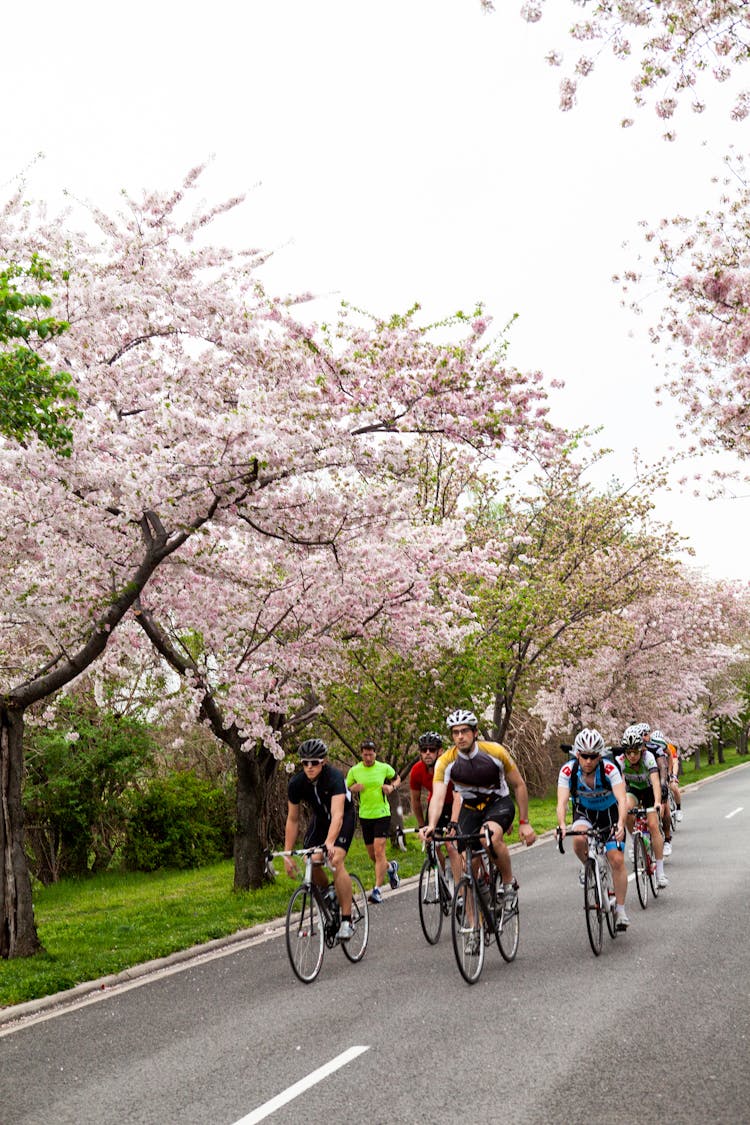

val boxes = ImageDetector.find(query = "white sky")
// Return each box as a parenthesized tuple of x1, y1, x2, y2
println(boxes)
(4, 0, 749, 580)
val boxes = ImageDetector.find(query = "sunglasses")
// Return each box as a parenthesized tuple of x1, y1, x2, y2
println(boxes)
(420, 746, 439, 752)
(301, 759, 323, 767)
(578, 752, 600, 760)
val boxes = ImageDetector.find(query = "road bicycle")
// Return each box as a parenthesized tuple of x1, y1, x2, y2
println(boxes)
(273, 846, 369, 983)
(417, 834, 455, 944)
(557, 826, 618, 956)
(449, 828, 519, 984)
(629, 805, 660, 909)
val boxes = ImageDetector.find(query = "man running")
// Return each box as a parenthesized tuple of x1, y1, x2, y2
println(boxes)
(346, 739, 401, 903)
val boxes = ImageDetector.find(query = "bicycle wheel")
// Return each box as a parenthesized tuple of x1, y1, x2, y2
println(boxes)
(286, 886, 324, 983)
(451, 875, 485, 984)
(496, 889, 520, 962)
(602, 865, 618, 939)
(634, 835, 649, 910)
(584, 859, 603, 956)
(648, 849, 660, 899)
(418, 857, 443, 944)
(669, 789, 679, 833)
(341, 873, 369, 963)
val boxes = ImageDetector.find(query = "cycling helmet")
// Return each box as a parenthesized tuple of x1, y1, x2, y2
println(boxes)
(297, 738, 328, 760)
(650, 729, 668, 748)
(622, 725, 643, 749)
(635, 721, 651, 738)
(573, 728, 604, 755)
(418, 731, 443, 750)
(446, 708, 478, 730)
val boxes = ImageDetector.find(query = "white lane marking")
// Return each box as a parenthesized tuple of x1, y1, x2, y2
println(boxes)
(233, 1045, 370, 1124)
(726, 807, 744, 819)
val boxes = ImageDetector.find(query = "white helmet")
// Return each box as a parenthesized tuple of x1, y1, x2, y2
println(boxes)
(573, 728, 604, 755)
(622, 724, 643, 748)
(446, 708, 478, 730)
(650, 729, 668, 748)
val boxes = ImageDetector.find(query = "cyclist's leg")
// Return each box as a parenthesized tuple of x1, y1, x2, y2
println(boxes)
(647, 807, 664, 861)
(483, 797, 516, 884)
(605, 839, 627, 906)
(303, 822, 332, 891)
(569, 816, 591, 867)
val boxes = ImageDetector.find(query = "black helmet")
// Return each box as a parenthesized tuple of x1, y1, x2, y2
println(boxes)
(297, 738, 328, 761)
(418, 731, 443, 750)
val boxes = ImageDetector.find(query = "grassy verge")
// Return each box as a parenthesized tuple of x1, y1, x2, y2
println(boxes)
(2, 748, 745, 1008)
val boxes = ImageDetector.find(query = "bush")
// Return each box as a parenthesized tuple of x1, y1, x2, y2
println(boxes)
(24, 698, 157, 883)
(123, 771, 233, 871)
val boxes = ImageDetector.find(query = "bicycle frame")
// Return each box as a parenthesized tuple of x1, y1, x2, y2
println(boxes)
(557, 826, 618, 956)
(272, 845, 369, 983)
(443, 828, 520, 983)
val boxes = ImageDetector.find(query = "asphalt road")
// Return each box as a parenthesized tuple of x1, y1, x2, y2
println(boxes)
(1, 766, 748, 1125)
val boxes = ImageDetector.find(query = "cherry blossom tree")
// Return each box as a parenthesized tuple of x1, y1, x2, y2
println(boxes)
(533, 568, 750, 749)
(621, 153, 750, 462)
(452, 445, 683, 740)
(482, 0, 750, 126)
(0, 167, 558, 953)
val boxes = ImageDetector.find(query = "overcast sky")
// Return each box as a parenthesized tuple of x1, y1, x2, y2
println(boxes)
(5, 1, 749, 579)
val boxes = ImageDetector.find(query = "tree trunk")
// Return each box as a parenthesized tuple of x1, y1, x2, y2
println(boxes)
(0, 706, 42, 957)
(739, 725, 748, 756)
(693, 745, 701, 771)
(233, 745, 277, 892)
(717, 738, 725, 764)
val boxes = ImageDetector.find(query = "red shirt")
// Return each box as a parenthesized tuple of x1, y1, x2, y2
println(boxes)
(410, 760, 455, 819)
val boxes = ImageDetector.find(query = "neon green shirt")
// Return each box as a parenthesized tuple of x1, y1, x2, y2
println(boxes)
(345, 760, 395, 819)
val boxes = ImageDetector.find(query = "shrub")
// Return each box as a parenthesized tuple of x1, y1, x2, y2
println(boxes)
(123, 771, 233, 871)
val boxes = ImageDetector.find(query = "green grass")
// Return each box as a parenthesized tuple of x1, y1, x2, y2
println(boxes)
(2, 748, 745, 1008)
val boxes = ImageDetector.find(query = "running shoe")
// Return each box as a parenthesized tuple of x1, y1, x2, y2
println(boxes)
(387, 860, 400, 890)
(368, 886, 383, 904)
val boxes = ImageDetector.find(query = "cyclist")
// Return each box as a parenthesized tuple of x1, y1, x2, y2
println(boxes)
(557, 728, 630, 930)
(616, 727, 669, 888)
(651, 728, 683, 825)
(631, 721, 673, 857)
(409, 730, 462, 888)
(419, 708, 536, 911)
(346, 739, 401, 903)
(283, 738, 356, 941)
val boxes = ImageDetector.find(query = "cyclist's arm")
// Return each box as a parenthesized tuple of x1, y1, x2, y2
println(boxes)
(283, 801, 301, 875)
(506, 765, 536, 844)
(612, 779, 628, 840)
(650, 770, 661, 809)
(556, 783, 570, 833)
(324, 793, 346, 854)
(424, 780, 448, 833)
(410, 782, 426, 827)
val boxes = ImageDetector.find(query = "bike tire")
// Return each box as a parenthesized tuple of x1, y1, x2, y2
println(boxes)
(584, 858, 603, 956)
(418, 857, 444, 945)
(634, 834, 649, 910)
(648, 851, 660, 899)
(451, 875, 485, 984)
(603, 865, 618, 939)
(497, 890, 520, 962)
(669, 789, 679, 833)
(286, 886, 324, 983)
(341, 872, 369, 963)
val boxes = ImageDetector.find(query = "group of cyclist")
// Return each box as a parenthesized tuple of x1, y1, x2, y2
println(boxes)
(282, 708, 683, 943)
(557, 721, 683, 930)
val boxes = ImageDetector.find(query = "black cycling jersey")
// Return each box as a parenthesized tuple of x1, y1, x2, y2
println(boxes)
(287, 763, 352, 822)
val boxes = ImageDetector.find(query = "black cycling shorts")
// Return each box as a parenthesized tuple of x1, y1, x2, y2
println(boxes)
(457, 795, 515, 851)
(304, 803, 356, 852)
